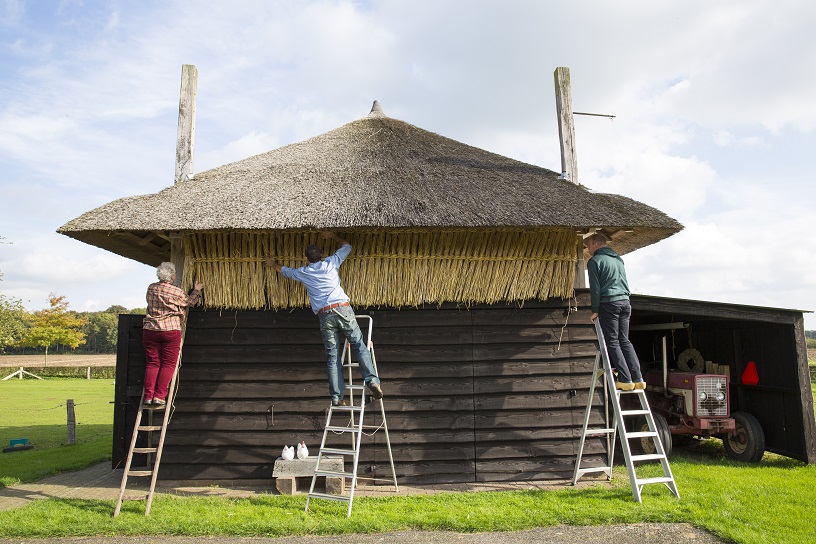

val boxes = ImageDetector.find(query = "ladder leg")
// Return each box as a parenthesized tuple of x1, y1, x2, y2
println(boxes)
(306, 315, 398, 516)
(574, 321, 679, 502)
(572, 352, 602, 484)
(114, 394, 147, 517)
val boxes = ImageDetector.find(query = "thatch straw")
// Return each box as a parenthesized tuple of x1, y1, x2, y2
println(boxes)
(181, 228, 577, 310)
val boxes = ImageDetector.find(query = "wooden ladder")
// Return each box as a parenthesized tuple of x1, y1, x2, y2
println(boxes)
(572, 320, 680, 502)
(113, 325, 186, 517)
(305, 315, 398, 517)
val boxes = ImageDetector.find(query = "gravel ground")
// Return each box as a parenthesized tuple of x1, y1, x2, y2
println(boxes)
(0, 524, 728, 544)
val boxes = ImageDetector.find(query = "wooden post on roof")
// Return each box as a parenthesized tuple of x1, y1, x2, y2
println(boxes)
(175, 64, 197, 185)
(554, 67, 586, 288)
(554, 67, 578, 185)
(170, 65, 196, 286)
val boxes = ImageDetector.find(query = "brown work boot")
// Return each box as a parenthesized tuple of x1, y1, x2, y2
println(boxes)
(367, 382, 383, 400)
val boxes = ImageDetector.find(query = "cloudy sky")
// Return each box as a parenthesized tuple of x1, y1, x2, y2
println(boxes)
(1, 0, 814, 328)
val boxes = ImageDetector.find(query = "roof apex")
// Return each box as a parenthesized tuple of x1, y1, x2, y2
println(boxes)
(367, 100, 386, 118)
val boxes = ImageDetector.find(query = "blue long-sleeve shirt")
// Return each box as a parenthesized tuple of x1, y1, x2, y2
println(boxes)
(281, 244, 352, 314)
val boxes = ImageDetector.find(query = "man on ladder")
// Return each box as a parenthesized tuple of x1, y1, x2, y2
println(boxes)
(575, 233, 679, 502)
(265, 231, 383, 405)
(267, 231, 396, 516)
(584, 233, 645, 391)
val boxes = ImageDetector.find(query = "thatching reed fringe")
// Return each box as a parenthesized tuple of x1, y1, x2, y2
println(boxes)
(182, 228, 577, 310)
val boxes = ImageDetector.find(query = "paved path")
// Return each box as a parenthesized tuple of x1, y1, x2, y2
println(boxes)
(0, 524, 727, 544)
(0, 463, 601, 510)
(0, 464, 727, 543)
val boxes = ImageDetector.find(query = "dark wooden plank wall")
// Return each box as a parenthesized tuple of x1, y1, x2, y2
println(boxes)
(114, 293, 609, 484)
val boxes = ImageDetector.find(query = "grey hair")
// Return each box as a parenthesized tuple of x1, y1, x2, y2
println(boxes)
(586, 233, 608, 246)
(156, 262, 176, 282)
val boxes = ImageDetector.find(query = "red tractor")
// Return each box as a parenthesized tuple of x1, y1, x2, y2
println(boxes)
(632, 343, 765, 462)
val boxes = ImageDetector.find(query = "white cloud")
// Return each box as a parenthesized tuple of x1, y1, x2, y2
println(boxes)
(1, 0, 815, 329)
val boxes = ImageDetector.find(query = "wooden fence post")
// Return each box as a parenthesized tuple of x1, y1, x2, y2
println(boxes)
(67, 399, 76, 445)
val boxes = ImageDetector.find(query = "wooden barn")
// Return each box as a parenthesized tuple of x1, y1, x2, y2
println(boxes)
(58, 67, 815, 485)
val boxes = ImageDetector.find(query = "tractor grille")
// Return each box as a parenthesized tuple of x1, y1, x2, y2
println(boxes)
(696, 376, 728, 417)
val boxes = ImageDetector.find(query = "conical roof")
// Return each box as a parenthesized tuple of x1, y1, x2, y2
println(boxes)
(59, 101, 682, 264)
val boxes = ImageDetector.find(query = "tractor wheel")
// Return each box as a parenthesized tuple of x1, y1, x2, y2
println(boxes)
(723, 411, 765, 462)
(635, 412, 672, 459)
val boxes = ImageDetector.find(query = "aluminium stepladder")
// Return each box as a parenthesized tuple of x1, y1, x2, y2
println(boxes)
(572, 319, 679, 502)
(113, 320, 187, 517)
(305, 315, 398, 517)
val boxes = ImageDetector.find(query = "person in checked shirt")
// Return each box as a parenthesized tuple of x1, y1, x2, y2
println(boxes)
(142, 262, 203, 408)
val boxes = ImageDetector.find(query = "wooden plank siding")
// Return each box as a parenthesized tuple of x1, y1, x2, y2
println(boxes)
(114, 289, 816, 483)
(114, 293, 609, 484)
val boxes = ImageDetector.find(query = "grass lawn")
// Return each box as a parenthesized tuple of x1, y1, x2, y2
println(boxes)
(0, 378, 114, 487)
(0, 446, 814, 544)
(1, 378, 815, 543)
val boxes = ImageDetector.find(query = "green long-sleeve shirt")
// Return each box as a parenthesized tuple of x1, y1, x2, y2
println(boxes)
(587, 246, 631, 313)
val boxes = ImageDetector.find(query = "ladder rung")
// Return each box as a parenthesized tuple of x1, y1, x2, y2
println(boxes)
(127, 470, 153, 477)
(343, 363, 359, 367)
(620, 409, 651, 416)
(631, 454, 666, 462)
(314, 469, 354, 479)
(575, 466, 612, 475)
(319, 447, 357, 456)
(308, 492, 349, 502)
(584, 428, 615, 436)
(626, 431, 657, 439)
(344, 385, 365, 391)
(331, 405, 363, 412)
(137, 425, 163, 431)
(636, 476, 675, 486)
(132, 447, 158, 454)
(326, 425, 361, 433)
(121, 495, 149, 501)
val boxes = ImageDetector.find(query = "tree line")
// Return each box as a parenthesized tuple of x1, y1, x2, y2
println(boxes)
(0, 288, 144, 359)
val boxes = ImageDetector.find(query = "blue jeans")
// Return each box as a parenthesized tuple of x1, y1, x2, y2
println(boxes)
(598, 299, 643, 383)
(318, 305, 380, 402)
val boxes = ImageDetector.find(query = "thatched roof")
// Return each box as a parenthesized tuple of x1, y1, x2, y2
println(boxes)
(58, 101, 682, 265)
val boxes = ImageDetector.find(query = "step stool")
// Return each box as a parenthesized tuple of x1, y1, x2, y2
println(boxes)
(273, 457, 344, 495)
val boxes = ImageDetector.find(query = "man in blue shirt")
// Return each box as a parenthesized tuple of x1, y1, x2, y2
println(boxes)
(265, 231, 382, 406)
(585, 233, 645, 391)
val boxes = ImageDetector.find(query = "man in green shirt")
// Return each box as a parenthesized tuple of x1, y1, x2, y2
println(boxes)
(584, 233, 645, 391)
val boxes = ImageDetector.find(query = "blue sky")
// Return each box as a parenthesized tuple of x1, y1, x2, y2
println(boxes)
(1, 0, 815, 329)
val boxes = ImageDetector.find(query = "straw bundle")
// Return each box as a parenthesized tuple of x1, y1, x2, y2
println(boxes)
(182, 228, 577, 310)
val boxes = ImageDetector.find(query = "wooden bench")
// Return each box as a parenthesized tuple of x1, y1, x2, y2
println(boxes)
(272, 457, 345, 495)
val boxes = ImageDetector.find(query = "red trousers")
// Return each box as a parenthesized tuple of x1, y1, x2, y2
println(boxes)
(142, 329, 182, 401)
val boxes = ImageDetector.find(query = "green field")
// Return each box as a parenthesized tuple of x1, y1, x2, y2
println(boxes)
(1, 377, 815, 543)
(0, 379, 114, 487)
